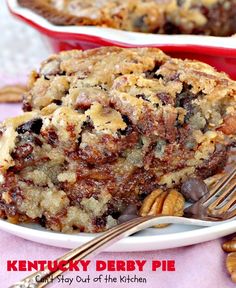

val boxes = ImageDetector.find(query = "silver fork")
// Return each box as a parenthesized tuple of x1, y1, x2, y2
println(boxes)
(10, 167, 236, 288)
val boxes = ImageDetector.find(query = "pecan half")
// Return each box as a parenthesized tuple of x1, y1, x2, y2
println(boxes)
(226, 253, 236, 283)
(139, 188, 185, 228)
(0, 85, 27, 103)
(218, 114, 236, 135)
(222, 237, 236, 283)
(223, 237, 236, 253)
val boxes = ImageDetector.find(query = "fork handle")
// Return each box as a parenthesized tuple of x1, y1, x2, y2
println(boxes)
(9, 216, 219, 288)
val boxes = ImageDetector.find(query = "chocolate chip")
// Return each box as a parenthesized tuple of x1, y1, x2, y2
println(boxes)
(106, 203, 121, 219)
(139, 191, 150, 201)
(136, 94, 147, 100)
(145, 62, 161, 79)
(122, 204, 138, 216)
(175, 86, 199, 123)
(39, 215, 47, 228)
(52, 99, 62, 105)
(163, 22, 181, 34)
(118, 115, 133, 136)
(17, 118, 43, 135)
(117, 204, 138, 224)
(117, 214, 138, 224)
(181, 177, 209, 202)
(122, 115, 132, 126)
(230, 141, 236, 147)
(176, 92, 193, 118)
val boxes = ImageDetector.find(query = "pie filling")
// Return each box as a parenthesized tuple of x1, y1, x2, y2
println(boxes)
(0, 47, 235, 233)
(18, 0, 236, 36)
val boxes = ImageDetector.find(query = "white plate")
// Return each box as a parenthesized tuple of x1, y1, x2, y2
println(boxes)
(0, 219, 236, 251)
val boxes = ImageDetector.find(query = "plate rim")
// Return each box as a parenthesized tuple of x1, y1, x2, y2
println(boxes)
(1, 219, 236, 252)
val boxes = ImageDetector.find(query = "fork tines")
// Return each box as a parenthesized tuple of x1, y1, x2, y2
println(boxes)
(204, 166, 236, 217)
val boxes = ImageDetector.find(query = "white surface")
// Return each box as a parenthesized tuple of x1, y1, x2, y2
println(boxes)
(0, 219, 236, 251)
(0, 1, 50, 81)
(8, 0, 236, 49)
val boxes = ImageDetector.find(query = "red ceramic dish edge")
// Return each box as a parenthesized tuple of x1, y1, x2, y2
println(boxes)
(7, 0, 236, 79)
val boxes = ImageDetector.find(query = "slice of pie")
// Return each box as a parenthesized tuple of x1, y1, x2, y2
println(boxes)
(0, 47, 235, 233)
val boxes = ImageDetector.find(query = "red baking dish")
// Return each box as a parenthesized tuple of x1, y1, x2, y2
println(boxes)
(7, 0, 236, 79)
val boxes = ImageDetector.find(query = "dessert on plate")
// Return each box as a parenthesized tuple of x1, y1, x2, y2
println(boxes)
(0, 47, 235, 233)
(18, 0, 236, 36)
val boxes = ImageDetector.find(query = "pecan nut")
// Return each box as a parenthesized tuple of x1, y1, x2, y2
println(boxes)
(223, 237, 236, 253)
(226, 252, 236, 283)
(218, 114, 236, 135)
(0, 84, 27, 103)
(222, 237, 236, 283)
(139, 188, 185, 228)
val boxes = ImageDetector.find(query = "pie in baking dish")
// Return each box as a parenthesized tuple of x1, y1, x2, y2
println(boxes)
(18, 0, 236, 36)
